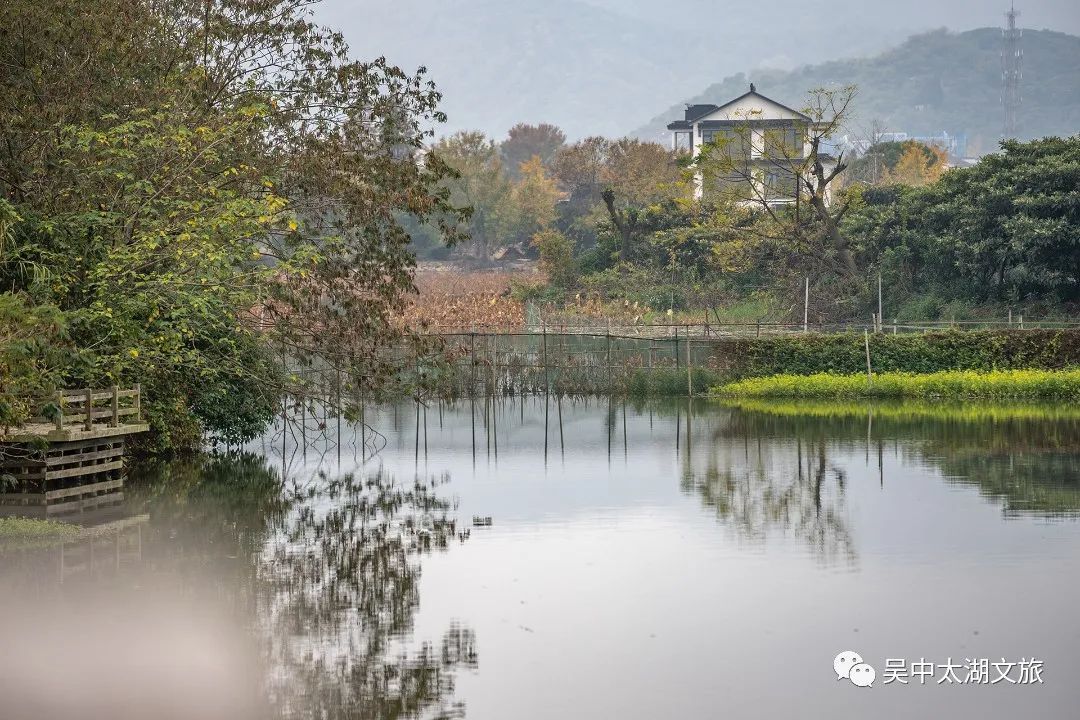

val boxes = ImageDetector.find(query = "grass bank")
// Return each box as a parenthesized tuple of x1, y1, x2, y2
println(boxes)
(712, 369, 1080, 399)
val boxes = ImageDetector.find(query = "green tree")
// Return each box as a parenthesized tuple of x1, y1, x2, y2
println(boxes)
(551, 137, 685, 262)
(431, 131, 515, 259)
(845, 136, 1080, 306)
(500, 123, 566, 179)
(533, 228, 576, 288)
(510, 155, 562, 241)
(0, 0, 466, 449)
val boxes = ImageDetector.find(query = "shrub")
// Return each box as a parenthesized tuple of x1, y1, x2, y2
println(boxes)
(533, 229, 577, 288)
(711, 329, 1080, 379)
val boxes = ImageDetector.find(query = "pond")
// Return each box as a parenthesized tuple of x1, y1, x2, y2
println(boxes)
(2, 398, 1079, 719)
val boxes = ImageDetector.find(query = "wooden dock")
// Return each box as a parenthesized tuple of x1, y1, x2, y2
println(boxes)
(0, 387, 148, 517)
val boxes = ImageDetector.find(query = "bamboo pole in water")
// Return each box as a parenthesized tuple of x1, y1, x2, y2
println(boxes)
(687, 330, 692, 396)
(542, 323, 549, 392)
(491, 392, 498, 459)
(557, 394, 564, 457)
(864, 329, 873, 389)
(470, 330, 476, 396)
(543, 392, 549, 463)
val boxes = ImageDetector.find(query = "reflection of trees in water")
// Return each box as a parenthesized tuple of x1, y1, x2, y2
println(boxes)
(130, 455, 475, 719)
(265, 470, 475, 719)
(721, 402, 1080, 518)
(934, 452, 1080, 518)
(677, 406, 857, 566)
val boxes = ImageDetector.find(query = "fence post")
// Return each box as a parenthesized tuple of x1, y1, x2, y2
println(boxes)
(1019, 314, 1024, 330)
(111, 385, 119, 427)
(675, 325, 680, 370)
(864, 330, 873, 389)
(470, 331, 476, 395)
(687, 331, 692, 396)
(84, 388, 93, 430)
(56, 390, 64, 431)
(542, 322, 549, 392)
(803, 277, 809, 332)
(134, 383, 141, 421)
(606, 318, 611, 369)
(492, 333, 498, 396)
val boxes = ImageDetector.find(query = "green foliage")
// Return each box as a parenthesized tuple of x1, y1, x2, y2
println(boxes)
(625, 367, 721, 397)
(714, 369, 1080, 399)
(0, 282, 69, 429)
(499, 123, 565, 178)
(532, 229, 577, 288)
(848, 136, 1080, 307)
(715, 329, 1080, 379)
(1, 0, 465, 452)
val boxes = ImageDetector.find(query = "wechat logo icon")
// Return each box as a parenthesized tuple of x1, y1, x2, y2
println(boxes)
(834, 651, 875, 688)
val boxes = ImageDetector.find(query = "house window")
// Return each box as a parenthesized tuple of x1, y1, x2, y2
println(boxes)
(750, 128, 764, 158)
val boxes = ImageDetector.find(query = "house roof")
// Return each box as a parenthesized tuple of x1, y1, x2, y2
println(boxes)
(667, 85, 812, 130)
(684, 103, 720, 123)
(708, 88, 812, 124)
(667, 103, 719, 131)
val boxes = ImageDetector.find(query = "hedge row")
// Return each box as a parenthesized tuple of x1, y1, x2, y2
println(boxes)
(706, 329, 1080, 379)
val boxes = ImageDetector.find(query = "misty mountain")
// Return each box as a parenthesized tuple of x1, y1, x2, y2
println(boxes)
(313, 0, 966, 140)
(635, 28, 1080, 155)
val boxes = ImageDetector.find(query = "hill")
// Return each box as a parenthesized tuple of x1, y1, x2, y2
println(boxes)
(633, 28, 1080, 155)
(312, 0, 997, 140)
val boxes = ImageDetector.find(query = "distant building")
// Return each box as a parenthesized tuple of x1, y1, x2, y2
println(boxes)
(836, 131, 968, 161)
(666, 84, 835, 205)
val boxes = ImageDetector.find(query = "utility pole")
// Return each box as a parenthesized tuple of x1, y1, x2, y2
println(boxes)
(1002, 2, 1022, 138)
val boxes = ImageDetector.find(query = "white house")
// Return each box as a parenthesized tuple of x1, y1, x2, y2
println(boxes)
(666, 84, 835, 205)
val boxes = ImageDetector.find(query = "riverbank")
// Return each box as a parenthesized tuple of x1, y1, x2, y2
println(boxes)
(712, 369, 1080, 400)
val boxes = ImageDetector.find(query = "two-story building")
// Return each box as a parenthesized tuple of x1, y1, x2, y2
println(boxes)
(666, 84, 833, 205)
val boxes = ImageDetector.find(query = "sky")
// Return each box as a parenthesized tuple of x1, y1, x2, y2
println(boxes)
(311, 1, 1080, 140)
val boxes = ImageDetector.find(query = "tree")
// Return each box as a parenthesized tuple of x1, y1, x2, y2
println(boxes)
(552, 136, 609, 205)
(551, 137, 685, 261)
(696, 85, 861, 280)
(533, 229, 576, 288)
(885, 141, 948, 186)
(431, 131, 515, 259)
(843, 136, 1080, 305)
(0, 0, 467, 449)
(510, 155, 561, 241)
(500, 123, 566, 178)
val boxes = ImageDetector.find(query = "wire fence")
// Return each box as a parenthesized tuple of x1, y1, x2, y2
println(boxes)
(419, 316, 1080, 339)
(406, 318, 1080, 396)
(421, 330, 706, 396)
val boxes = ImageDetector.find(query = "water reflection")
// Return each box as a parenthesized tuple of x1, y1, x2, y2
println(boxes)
(263, 469, 476, 720)
(4, 398, 1080, 720)
(1, 454, 476, 720)
(722, 399, 1080, 518)
(681, 435, 857, 566)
